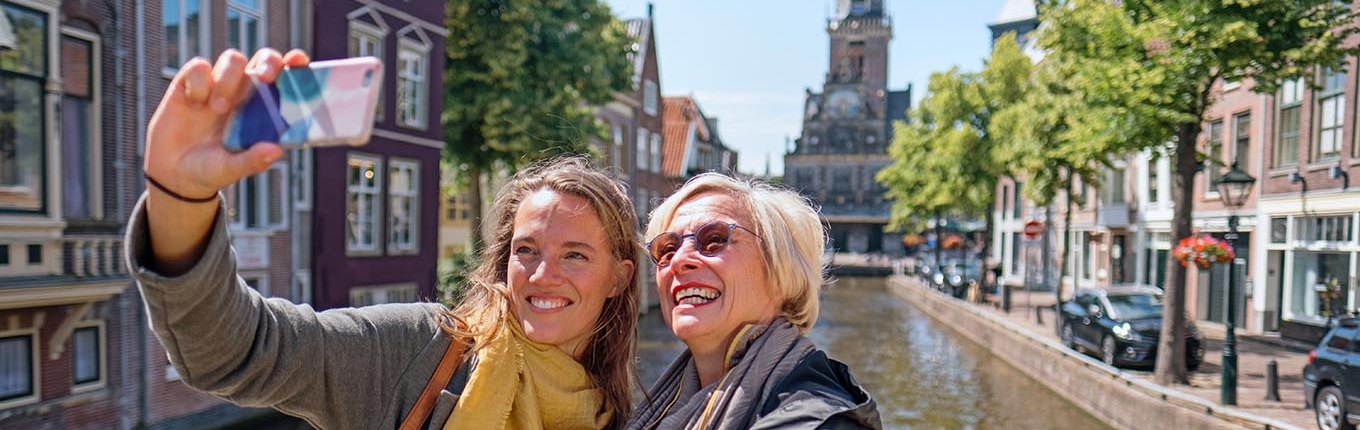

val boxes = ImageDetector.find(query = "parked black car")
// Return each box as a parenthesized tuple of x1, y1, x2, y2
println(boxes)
(1304, 317, 1360, 430)
(1058, 286, 1204, 370)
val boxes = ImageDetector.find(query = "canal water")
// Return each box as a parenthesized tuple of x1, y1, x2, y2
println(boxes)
(637, 276, 1111, 429)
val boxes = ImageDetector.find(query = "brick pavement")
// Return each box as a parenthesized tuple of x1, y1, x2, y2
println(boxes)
(986, 287, 1314, 430)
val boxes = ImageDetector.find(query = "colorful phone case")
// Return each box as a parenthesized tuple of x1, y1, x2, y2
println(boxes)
(223, 57, 383, 151)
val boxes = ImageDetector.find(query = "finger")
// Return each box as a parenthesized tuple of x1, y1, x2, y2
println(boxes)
(229, 143, 285, 180)
(173, 57, 213, 106)
(247, 48, 285, 83)
(282, 49, 311, 68)
(208, 50, 250, 115)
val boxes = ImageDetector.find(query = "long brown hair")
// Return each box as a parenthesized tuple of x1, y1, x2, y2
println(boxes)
(443, 156, 640, 428)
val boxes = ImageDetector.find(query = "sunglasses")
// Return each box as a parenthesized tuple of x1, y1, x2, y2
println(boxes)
(645, 221, 760, 267)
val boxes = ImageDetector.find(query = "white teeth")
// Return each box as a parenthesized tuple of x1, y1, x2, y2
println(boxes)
(674, 287, 719, 305)
(530, 297, 569, 310)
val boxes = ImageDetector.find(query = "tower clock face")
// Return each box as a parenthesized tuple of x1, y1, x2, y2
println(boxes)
(827, 89, 862, 118)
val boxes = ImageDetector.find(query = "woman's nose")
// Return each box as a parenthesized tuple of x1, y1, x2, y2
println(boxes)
(529, 258, 564, 284)
(667, 239, 703, 270)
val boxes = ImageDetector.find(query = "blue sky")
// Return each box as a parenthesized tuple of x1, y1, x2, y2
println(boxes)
(602, 0, 1011, 176)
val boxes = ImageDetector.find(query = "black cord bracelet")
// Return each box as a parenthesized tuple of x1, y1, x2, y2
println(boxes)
(145, 174, 219, 204)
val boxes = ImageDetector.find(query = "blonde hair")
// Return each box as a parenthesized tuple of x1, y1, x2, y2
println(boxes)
(644, 173, 826, 333)
(444, 156, 639, 428)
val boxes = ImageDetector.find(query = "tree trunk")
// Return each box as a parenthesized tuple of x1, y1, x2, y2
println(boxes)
(1058, 169, 1074, 333)
(1155, 122, 1201, 385)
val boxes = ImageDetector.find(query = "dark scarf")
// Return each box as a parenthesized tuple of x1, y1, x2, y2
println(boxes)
(626, 318, 814, 430)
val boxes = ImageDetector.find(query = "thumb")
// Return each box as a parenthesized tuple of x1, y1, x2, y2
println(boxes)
(225, 143, 285, 181)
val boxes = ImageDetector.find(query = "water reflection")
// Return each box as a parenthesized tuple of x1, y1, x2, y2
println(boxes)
(636, 277, 1110, 430)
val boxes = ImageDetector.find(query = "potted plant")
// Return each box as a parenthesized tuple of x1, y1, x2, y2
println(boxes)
(1171, 234, 1235, 269)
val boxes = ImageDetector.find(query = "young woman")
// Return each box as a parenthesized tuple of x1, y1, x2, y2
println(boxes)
(130, 48, 639, 429)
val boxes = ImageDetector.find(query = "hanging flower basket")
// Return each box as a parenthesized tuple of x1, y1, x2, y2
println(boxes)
(1171, 234, 1234, 269)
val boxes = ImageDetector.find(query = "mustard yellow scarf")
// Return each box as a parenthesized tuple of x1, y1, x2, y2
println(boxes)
(445, 322, 611, 429)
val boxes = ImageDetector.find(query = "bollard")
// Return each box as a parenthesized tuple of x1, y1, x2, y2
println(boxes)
(1265, 359, 1280, 401)
(1002, 283, 1011, 313)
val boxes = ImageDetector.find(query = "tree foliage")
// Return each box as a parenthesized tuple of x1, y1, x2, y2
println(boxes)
(443, 0, 634, 249)
(1038, 0, 1360, 384)
(878, 34, 1032, 232)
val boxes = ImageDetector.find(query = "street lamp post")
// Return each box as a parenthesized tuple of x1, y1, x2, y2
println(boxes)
(1214, 162, 1256, 406)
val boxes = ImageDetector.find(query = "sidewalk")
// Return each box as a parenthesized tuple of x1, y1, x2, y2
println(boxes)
(986, 287, 1313, 429)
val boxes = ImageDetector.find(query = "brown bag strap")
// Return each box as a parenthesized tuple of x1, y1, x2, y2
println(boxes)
(399, 335, 469, 430)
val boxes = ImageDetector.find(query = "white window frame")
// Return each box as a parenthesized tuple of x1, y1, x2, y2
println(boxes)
(611, 122, 623, 175)
(60, 27, 104, 221)
(225, 0, 265, 54)
(162, 0, 210, 75)
(1317, 68, 1346, 161)
(70, 322, 106, 393)
(396, 25, 431, 129)
(0, 330, 39, 409)
(290, 149, 312, 210)
(1277, 78, 1304, 167)
(231, 162, 288, 231)
(349, 283, 419, 306)
(651, 132, 662, 173)
(347, 152, 384, 255)
(388, 158, 420, 255)
(242, 273, 271, 296)
(643, 79, 658, 117)
(348, 9, 388, 122)
(636, 128, 649, 172)
(1204, 119, 1224, 198)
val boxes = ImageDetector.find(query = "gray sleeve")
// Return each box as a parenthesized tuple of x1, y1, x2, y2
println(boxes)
(124, 192, 448, 430)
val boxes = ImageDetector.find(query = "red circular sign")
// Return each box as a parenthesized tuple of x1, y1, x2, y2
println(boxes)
(1022, 221, 1044, 239)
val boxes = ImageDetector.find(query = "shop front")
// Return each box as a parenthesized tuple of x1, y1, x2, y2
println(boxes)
(1272, 212, 1357, 343)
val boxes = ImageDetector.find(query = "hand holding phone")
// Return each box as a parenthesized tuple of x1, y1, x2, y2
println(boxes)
(224, 57, 383, 151)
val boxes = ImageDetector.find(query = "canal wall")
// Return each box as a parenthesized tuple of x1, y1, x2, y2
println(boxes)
(888, 276, 1297, 430)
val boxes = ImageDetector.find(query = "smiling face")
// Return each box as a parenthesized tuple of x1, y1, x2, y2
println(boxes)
(655, 191, 780, 355)
(508, 189, 632, 359)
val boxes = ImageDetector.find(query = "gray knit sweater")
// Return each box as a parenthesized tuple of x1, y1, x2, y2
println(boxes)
(125, 193, 466, 430)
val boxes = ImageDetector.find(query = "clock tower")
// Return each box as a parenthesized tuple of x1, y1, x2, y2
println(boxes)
(785, 0, 911, 254)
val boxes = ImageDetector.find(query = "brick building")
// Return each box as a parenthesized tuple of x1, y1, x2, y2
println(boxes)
(304, 0, 443, 310)
(1, 0, 304, 428)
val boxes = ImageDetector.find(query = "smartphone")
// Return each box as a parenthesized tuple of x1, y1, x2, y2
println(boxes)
(223, 57, 383, 151)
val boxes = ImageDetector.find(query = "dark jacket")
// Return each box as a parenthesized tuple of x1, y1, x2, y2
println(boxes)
(755, 350, 881, 429)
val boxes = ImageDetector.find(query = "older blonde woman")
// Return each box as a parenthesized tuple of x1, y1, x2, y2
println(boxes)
(627, 173, 881, 430)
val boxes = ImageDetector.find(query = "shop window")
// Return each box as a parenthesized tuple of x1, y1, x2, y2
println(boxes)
(1295, 215, 1353, 243)
(1270, 217, 1288, 244)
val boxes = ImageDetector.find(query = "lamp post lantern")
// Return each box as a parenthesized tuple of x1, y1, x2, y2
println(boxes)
(1213, 162, 1256, 406)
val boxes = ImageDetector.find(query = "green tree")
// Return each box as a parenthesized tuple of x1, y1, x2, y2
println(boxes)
(1039, 0, 1360, 384)
(443, 0, 634, 250)
(878, 34, 1032, 267)
(991, 55, 1108, 316)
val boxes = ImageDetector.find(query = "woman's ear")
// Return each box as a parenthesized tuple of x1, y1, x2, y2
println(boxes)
(611, 259, 636, 298)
